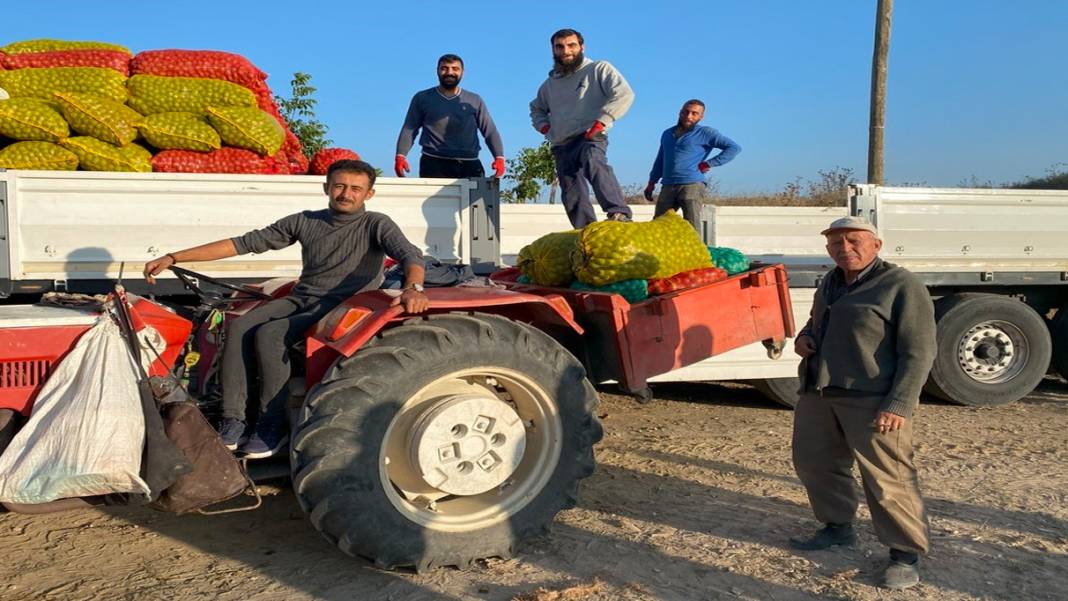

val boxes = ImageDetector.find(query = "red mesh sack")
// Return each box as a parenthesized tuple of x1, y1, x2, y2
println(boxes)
(152, 147, 288, 175)
(130, 50, 267, 89)
(0, 49, 130, 75)
(309, 148, 361, 175)
(285, 149, 309, 175)
(647, 266, 728, 295)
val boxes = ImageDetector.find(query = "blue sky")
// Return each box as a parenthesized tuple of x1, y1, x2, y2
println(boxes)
(5, 1, 1067, 194)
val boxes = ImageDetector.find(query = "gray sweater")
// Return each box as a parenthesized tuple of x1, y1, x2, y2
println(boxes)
(799, 258, 936, 418)
(396, 88, 505, 160)
(231, 207, 423, 301)
(529, 58, 635, 146)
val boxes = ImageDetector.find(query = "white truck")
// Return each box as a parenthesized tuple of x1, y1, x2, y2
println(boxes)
(2, 170, 1066, 407)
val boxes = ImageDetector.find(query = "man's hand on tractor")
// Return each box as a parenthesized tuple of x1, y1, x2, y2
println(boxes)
(394, 155, 410, 177)
(492, 156, 506, 178)
(535, 123, 550, 135)
(643, 182, 656, 202)
(698, 161, 711, 174)
(143, 253, 177, 285)
(584, 120, 606, 140)
(392, 285, 429, 314)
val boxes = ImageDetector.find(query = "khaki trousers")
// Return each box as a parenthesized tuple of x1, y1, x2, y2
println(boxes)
(792, 392, 929, 554)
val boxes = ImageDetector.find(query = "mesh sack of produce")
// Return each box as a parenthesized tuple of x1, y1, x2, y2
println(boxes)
(647, 266, 728, 295)
(119, 142, 152, 171)
(59, 136, 150, 172)
(138, 111, 221, 151)
(573, 210, 712, 286)
(0, 98, 69, 141)
(0, 49, 130, 75)
(53, 92, 140, 146)
(0, 141, 78, 170)
(204, 105, 284, 156)
(129, 50, 267, 89)
(0, 39, 131, 56)
(151, 147, 287, 174)
(309, 148, 361, 175)
(708, 246, 750, 275)
(126, 74, 255, 115)
(517, 230, 581, 286)
(570, 278, 649, 303)
(0, 67, 128, 103)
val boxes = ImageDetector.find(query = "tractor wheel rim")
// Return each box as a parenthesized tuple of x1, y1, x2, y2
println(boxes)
(956, 320, 1027, 383)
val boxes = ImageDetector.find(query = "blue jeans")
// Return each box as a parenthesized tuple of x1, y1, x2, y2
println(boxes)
(551, 135, 630, 228)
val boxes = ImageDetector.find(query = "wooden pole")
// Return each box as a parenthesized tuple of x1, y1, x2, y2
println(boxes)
(868, 0, 893, 185)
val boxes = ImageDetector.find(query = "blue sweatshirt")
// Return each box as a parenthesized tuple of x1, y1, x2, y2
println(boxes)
(649, 125, 741, 185)
(396, 88, 505, 160)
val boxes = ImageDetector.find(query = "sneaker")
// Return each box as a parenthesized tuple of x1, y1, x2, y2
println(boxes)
(218, 418, 249, 451)
(882, 550, 921, 590)
(788, 523, 856, 550)
(607, 212, 632, 222)
(239, 425, 289, 460)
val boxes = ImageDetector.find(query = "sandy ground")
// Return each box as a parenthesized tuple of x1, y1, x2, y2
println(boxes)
(1, 377, 1066, 601)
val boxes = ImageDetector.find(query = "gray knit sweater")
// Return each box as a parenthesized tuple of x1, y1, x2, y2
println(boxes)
(529, 58, 635, 146)
(231, 207, 423, 301)
(798, 258, 936, 418)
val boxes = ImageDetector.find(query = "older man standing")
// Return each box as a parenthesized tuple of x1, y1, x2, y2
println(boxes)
(790, 216, 936, 590)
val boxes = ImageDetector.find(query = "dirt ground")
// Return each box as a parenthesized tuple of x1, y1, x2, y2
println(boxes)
(1, 377, 1066, 601)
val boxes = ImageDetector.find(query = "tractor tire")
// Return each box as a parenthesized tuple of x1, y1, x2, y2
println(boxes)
(1051, 304, 1068, 381)
(925, 294, 1052, 406)
(290, 313, 602, 571)
(754, 377, 800, 408)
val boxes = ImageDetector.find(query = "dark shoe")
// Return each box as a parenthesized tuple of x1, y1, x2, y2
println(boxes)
(882, 551, 921, 590)
(789, 523, 856, 550)
(239, 424, 289, 459)
(218, 418, 249, 451)
(607, 212, 632, 222)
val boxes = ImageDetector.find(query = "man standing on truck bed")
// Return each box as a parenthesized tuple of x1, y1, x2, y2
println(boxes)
(530, 28, 634, 228)
(395, 54, 506, 180)
(643, 99, 741, 232)
(143, 160, 428, 459)
(790, 216, 936, 590)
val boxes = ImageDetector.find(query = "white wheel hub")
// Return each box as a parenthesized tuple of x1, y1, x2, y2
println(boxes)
(408, 394, 527, 496)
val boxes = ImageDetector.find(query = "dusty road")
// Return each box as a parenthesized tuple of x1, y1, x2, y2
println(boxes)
(1, 378, 1066, 601)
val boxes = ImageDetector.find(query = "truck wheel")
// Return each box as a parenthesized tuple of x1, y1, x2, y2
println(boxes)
(753, 377, 800, 408)
(290, 313, 602, 570)
(1051, 304, 1068, 381)
(925, 294, 1052, 406)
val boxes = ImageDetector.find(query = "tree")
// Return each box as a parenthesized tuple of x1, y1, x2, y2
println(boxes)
(502, 143, 558, 204)
(274, 72, 332, 157)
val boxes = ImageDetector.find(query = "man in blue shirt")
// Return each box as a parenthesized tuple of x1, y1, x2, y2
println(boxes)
(395, 54, 506, 180)
(644, 99, 741, 232)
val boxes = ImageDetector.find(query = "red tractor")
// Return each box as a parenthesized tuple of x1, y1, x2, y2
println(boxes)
(0, 262, 793, 570)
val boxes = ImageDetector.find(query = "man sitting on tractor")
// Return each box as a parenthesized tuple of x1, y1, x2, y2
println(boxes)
(143, 159, 429, 459)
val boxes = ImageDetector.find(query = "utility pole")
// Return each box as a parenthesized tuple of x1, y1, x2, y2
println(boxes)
(868, 0, 893, 184)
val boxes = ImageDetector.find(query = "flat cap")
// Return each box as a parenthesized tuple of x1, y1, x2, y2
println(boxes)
(821, 215, 878, 236)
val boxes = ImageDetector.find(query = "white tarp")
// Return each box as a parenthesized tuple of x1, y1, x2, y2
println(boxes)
(0, 315, 160, 503)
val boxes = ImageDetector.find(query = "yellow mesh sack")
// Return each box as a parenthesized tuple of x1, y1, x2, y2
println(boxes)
(517, 230, 580, 286)
(1, 39, 131, 55)
(127, 75, 255, 115)
(59, 136, 150, 172)
(0, 98, 69, 142)
(138, 111, 221, 151)
(53, 92, 140, 146)
(204, 106, 285, 156)
(0, 67, 127, 103)
(0, 141, 78, 170)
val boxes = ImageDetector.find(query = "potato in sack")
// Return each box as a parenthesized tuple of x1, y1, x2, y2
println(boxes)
(126, 74, 255, 115)
(0, 49, 130, 75)
(53, 92, 140, 146)
(517, 230, 581, 286)
(204, 106, 284, 156)
(129, 50, 267, 89)
(0, 141, 78, 170)
(0, 67, 128, 103)
(138, 112, 221, 151)
(1, 39, 131, 56)
(59, 136, 150, 172)
(0, 98, 69, 142)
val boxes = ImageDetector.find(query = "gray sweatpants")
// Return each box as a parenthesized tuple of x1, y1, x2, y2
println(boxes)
(654, 182, 707, 233)
(551, 134, 631, 228)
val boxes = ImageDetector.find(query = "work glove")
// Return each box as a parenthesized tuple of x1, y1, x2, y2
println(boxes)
(698, 161, 711, 174)
(643, 182, 656, 202)
(584, 120, 606, 140)
(536, 123, 550, 135)
(492, 156, 506, 178)
(394, 155, 410, 177)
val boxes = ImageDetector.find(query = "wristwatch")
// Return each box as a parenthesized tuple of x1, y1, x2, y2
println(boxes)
(406, 283, 425, 293)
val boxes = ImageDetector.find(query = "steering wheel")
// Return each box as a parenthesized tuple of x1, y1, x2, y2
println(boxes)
(169, 265, 273, 304)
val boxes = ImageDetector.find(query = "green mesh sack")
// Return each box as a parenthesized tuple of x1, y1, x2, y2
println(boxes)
(118, 142, 152, 171)
(59, 136, 149, 172)
(0, 98, 69, 142)
(0, 67, 127, 103)
(570, 279, 649, 303)
(138, 111, 221, 151)
(516, 275, 532, 284)
(0, 141, 78, 170)
(573, 210, 712, 286)
(204, 106, 284, 156)
(53, 92, 140, 145)
(517, 230, 580, 286)
(1, 39, 131, 55)
(126, 75, 255, 115)
(708, 246, 750, 275)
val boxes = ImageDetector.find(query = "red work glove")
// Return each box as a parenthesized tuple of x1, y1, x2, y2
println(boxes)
(394, 154, 410, 177)
(698, 161, 711, 174)
(584, 120, 606, 140)
(643, 182, 655, 202)
(536, 123, 550, 135)
(492, 156, 506, 178)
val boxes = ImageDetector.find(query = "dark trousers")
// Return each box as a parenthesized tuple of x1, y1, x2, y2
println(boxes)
(792, 391, 930, 554)
(551, 135, 630, 228)
(220, 296, 338, 426)
(654, 182, 708, 233)
(419, 154, 485, 178)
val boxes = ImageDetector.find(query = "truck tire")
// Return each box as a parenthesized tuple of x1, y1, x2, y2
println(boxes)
(1051, 304, 1068, 381)
(925, 294, 1052, 406)
(753, 377, 800, 408)
(290, 313, 602, 571)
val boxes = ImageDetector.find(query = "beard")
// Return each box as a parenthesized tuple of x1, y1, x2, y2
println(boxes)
(553, 51, 585, 75)
(438, 74, 461, 90)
